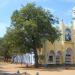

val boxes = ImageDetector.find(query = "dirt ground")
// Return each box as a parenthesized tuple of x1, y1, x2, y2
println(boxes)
(0, 62, 75, 75)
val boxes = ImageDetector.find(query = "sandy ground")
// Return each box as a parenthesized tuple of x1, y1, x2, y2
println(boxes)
(0, 62, 75, 75)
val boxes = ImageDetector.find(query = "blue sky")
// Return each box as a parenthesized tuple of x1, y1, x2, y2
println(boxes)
(0, 0, 75, 37)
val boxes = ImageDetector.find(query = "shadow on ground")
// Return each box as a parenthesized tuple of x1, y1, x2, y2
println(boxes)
(17, 66, 64, 72)
(0, 70, 17, 75)
(17, 65, 75, 72)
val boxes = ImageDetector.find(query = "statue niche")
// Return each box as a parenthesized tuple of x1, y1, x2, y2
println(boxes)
(65, 28, 71, 41)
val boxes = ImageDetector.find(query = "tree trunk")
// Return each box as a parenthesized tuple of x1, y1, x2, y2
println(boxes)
(32, 37, 39, 68)
(21, 55, 23, 65)
(33, 48, 39, 68)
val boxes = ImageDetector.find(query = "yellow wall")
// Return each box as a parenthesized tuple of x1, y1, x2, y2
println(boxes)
(41, 21, 75, 64)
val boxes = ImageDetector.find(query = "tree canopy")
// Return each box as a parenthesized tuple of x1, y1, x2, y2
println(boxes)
(2, 3, 61, 67)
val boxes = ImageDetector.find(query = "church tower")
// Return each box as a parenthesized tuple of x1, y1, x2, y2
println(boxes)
(60, 19, 65, 42)
(72, 7, 75, 42)
(72, 7, 75, 30)
(72, 7, 75, 64)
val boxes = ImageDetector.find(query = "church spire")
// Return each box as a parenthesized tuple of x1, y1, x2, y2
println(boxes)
(60, 19, 65, 29)
(72, 7, 75, 19)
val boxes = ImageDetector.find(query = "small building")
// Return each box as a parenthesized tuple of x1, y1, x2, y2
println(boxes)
(12, 52, 35, 65)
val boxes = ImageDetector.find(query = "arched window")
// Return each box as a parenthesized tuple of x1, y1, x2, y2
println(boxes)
(65, 48, 73, 64)
(65, 28, 71, 41)
(48, 50, 55, 64)
(56, 51, 62, 64)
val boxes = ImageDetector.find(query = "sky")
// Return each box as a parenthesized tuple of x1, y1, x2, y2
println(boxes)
(0, 0, 75, 37)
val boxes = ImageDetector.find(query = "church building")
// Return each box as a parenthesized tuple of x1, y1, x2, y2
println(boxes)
(39, 7, 75, 65)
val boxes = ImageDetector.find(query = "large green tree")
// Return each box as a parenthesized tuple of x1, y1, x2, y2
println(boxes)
(8, 3, 61, 67)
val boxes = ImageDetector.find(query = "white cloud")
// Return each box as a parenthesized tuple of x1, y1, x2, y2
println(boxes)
(44, 7, 55, 14)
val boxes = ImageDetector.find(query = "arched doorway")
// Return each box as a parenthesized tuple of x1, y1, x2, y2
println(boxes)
(48, 50, 55, 64)
(56, 51, 62, 64)
(65, 48, 73, 64)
